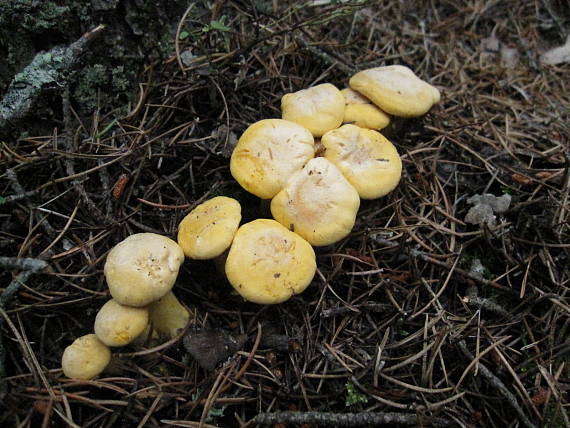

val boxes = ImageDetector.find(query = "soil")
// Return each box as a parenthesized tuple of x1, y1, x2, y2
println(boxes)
(1, 1, 569, 427)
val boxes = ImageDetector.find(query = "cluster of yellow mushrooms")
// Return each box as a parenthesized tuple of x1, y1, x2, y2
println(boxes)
(61, 65, 440, 379)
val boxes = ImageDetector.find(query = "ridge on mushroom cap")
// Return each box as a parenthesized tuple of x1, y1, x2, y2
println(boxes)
(104, 233, 185, 307)
(230, 119, 315, 199)
(225, 219, 316, 304)
(349, 65, 440, 117)
(341, 88, 391, 130)
(177, 196, 242, 260)
(322, 124, 402, 199)
(281, 83, 345, 137)
(271, 157, 360, 246)
(61, 334, 111, 380)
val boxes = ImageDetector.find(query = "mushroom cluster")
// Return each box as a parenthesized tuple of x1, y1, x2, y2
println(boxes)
(61, 65, 439, 379)
(226, 64, 439, 302)
(61, 233, 189, 379)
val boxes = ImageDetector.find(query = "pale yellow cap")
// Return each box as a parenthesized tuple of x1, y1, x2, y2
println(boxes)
(225, 219, 316, 304)
(281, 83, 345, 137)
(322, 124, 402, 199)
(230, 119, 315, 199)
(149, 291, 191, 339)
(94, 299, 149, 347)
(61, 334, 111, 379)
(104, 233, 185, 307)
(177, 196, 241, 260)
(341, 88, 390, 130)
(271, 157, 360, 246)
(349, 65, 440, 117)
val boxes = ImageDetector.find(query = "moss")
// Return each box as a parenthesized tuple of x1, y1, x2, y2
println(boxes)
(0, 0, 70, 32)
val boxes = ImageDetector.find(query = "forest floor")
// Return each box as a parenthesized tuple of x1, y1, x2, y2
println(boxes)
(1, 1, 569, 427)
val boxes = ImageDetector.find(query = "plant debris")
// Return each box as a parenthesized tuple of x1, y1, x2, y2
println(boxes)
(0, 1, 569, 427)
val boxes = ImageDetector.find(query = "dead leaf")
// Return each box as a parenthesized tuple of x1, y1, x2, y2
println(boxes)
(183, 329, 246, 370)
(540, 35, 570, 65)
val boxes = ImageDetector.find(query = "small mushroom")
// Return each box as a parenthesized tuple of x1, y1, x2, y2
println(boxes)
(230, 119, 315, 199)
(61, 334, 111, 380)
(177, 196, 242, 260)
(104, 233, 185, 307)
(349, 65, 440, 117)
(94, 299, 149, 347)
(225, 219, 316, 304)
(341, 88, 391, 130)
(148, 291, 191, 339)
(321, 124, 402, 199)
(281, 83, 345, 137)
(271, 157, 360, 246)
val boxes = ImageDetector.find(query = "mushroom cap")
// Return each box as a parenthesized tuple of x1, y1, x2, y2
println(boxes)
(230, 119, 315, 199)
(341, 88, 391, 130)
(94, 299, 150, 347)
(61, 334, 111, 379)
(281, 83, 345, 137)
(104, 233, 185, 307)
(149, 291, 191, 339)
(271, 157, 360, 246)
(177, 196, 242, 260)
(322, 124, 402, 199)
(349, 65, 440, 117)
(225, 219, 316, 304)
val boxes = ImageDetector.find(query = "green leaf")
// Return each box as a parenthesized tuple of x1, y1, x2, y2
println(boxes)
(179, 31, 189, 40)
(209, 20, 230, 32)
(0, 196, 5, 205)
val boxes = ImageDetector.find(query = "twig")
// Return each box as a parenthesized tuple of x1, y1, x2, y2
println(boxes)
(254, 411, 454, 426)
(457, 341, 536, 428)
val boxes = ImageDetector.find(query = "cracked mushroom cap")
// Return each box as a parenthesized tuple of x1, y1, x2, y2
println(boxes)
(177, 196, 241, 260)
(230, 119, 315, 199)
(341, 88, 391, 130)
(349, 65, 440, 117)
(322, 124, 402, 199)
(271, 157, 360, 246)
(94, 299, 149, 347)
(225, 219, 316, 304)
(104, 233, 185, 307)
(61, 334, 111, 380)
(281, 83, 345, 137)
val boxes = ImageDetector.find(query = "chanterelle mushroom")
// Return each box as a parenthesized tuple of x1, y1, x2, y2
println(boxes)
(177, 196, 241, 260)
(349, 65, 440, 117)
(61, 334, 111, 380)
(341, 88, 390, 130)
(148, 291, 191, 339)
(104, 233, 185, 307)
(94, 299, 149, 347)
(230, 119, 315, 199)
(271, 157, 360, 246)
(225, 219, 316, 304)
(321, 124, 402, 199)
(281, 83, 345, 137)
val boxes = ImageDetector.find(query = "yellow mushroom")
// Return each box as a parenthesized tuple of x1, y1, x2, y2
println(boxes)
(281, 83, 345, 137)
(61, 334, 111, 379)
(225, 219, 316, 304)
(94, 299, 149, 347)
(321, 124, 402, 199)
(271, 157, 360, 246)
(104, 233, 185, 307)
(341, 88, 390, 130)
(177, 196, 241, 260)
(148, 291, 191, 339)
(230, 119, 315, 199)
(349, 65, 440, 117)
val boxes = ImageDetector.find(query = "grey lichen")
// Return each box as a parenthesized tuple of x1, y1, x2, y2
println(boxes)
(0, 25, 105, 131)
